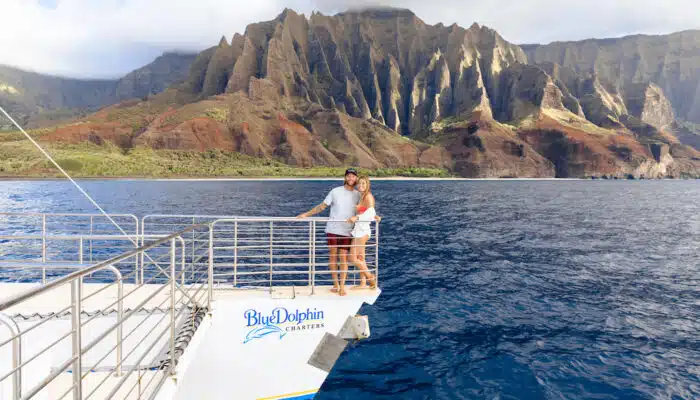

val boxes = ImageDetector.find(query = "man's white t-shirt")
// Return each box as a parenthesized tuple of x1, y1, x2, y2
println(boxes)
(324, 186, 361, 236)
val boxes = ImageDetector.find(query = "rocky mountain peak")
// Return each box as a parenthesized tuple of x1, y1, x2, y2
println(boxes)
(522, 30, 700, 124)
(624, 82, 675, 130)
(14, 7, 700, 179)
(184, 8, 540, 135)
(336, 7, 416, 20)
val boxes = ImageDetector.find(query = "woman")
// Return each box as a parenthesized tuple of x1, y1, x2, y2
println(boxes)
(347, 176, 378, 289)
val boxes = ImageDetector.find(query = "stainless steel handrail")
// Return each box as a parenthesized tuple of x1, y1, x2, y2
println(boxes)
(0, 223, 208, 400)
(208, 217, 379, 290)
(0, 312, 21, 400)
(0, 264, 124, 383)
(0, 212, 140, 284)
(0, 227, 200, 312)
(0, 212, 137, 218)
(0, 212, 380, 399)
(0, 233, 188, 286)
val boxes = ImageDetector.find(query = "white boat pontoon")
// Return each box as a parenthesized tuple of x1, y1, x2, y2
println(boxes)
(0, 212, 381, 399)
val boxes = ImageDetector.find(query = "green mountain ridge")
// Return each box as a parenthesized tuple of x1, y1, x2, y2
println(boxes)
(1, 9, 700, 179)
(0, 52, 197, 130)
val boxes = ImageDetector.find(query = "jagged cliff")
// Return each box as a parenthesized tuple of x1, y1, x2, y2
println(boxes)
(521, 31, 700, 125)
(182, 8, 542, 134)
(168, 8, 699, 177)
(13, 8, 700, 178)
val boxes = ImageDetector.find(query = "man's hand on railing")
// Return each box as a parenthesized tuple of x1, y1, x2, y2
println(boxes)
(297, 202, 327, 219)
(375, 215, 382, 223)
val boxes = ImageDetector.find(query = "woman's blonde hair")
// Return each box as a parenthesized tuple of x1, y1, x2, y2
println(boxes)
(357, 175, 372, 201)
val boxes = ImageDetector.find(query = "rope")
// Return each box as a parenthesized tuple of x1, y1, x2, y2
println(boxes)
(0, 106, 141, 247)
(0, 106, 178, 284)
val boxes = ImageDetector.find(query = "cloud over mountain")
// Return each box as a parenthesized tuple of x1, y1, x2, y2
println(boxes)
(1, 0, 699, 79)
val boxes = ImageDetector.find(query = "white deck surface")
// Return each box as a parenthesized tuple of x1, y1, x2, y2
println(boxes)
(0, 283, 380, 400)
(0, 283, 190, 400)
(1, 283, 179, 316)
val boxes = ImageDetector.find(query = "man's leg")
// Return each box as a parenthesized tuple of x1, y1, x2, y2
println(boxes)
(338, 248, 349, 296)
(328, 242, 339, 292)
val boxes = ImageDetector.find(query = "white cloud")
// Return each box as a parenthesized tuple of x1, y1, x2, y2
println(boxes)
(1, 0, 287, 78)
(1, 0, 699, 79)
(301, 0, 700, 44)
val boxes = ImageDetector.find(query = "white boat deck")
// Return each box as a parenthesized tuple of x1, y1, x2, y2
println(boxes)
(0, 283, 380, 400)
(44, 371, 163, 400)
(2, 283, 379, 315)
(1, 283, 174, 317)
(0, 212, 383, 399)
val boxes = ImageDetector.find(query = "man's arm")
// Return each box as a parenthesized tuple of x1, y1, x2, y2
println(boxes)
(296, 202, 328, 218)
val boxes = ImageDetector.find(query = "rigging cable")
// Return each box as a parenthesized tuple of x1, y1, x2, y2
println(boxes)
(0, 106, 174, 279)
(0, 106, 138, 243)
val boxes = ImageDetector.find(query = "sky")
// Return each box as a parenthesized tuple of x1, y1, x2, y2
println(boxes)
(1, 0, 699, 79)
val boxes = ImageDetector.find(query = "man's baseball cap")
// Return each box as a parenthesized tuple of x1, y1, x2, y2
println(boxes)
(345, 168, 358, 176)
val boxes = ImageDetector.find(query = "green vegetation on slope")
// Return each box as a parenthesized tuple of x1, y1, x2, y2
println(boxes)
(0, 138, 450, 178)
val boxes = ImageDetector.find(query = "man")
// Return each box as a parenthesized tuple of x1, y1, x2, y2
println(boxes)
(297, 168, 360, 296)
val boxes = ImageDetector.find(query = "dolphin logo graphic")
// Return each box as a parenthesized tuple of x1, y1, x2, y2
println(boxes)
(244, 324, 287, 344)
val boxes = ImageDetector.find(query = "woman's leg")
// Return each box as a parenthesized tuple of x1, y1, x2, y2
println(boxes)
(348, 239, 366, 287)
(357, 237, 376, 288)
(350, 236, 374, 289)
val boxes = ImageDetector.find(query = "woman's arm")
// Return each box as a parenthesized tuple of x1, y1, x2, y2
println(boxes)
(349, 205, 376, 223)
(368, 194, 380, 222)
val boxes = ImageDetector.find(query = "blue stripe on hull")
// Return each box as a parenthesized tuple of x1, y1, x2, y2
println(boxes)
(258, 390, 318, 400)
(282, 393, 316, 400)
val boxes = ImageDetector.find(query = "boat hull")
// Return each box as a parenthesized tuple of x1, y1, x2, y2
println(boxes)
(170, 287, 381, 400)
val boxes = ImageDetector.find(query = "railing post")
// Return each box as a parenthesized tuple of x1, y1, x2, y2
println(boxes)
(70, 278, 82, 400)
(375, 221, 380, 287)
(208, 225, 214, 311)
(233, 220, 238, 288)
(78, 236, 84, 265)
(170, 238, 176, 375)
(0, 313, 21, 400)
(134, 217, 140, 284)
(41, 214, 46, 284)
(79, 235, 85, 298)
(139, 218, 145, 285)
(269, 221, 273, 293)
(181, 238, 186, 285)
(116, 270, 123, 377)
(191, 217, 196, 282)
(311, 221, 316, 295)
(308, 221, 313, 288)
(89, 215, 94, 264)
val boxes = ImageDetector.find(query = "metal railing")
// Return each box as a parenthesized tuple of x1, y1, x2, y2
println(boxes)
(208, 217, 380, 291)
(0, 213, 139, 284)
(0, 234, 191, 287)
(0, 224, 209, 400)
(140, 215, 380, 291)
(0, 212, 381, 399)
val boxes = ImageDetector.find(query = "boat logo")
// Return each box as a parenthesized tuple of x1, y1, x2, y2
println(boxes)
(243, 307, 325, 344)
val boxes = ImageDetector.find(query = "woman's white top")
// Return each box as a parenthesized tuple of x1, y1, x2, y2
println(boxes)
(351, 207, 376, 239)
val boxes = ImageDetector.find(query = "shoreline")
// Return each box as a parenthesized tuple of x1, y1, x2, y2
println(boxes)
(1, 175, 696, 182)
(0, 176, 684, 182)
(0, 175, 576, 181)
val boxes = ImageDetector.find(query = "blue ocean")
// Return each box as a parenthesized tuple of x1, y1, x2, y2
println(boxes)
(0, 179, 698, 399)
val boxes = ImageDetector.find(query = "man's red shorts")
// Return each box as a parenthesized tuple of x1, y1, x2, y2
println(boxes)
(327, 233, 352, 251)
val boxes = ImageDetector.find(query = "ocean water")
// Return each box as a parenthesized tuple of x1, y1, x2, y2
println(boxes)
(0, 179, 698, 399)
